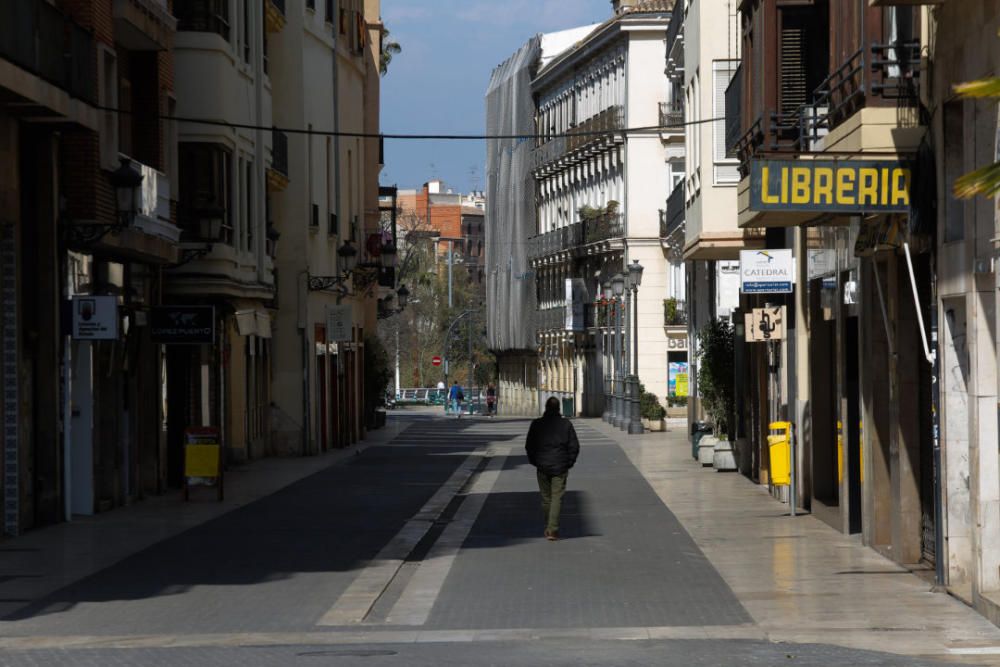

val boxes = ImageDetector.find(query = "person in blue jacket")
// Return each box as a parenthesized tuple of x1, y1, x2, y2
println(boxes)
(448, 381, 464, 418)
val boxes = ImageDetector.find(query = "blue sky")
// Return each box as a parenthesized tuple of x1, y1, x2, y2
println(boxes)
(379, 0, 611, 194)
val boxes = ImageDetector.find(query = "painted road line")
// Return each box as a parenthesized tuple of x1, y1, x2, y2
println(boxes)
(315, 446, 489, 626)
(948, 647, 1000, 655)
(384, 447, 511, 626)
(0, 625, 765, 650)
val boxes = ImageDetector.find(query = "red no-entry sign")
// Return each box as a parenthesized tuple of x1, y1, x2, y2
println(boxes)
(431, 356, 442, 367)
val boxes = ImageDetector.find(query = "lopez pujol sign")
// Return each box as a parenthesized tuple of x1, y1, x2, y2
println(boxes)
(740, 250, 793, 294)
(750, 159, 912, 213)
(151, 306, 215, 344)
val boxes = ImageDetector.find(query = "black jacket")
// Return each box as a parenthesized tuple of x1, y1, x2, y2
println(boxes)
(525, 412, 580, 477)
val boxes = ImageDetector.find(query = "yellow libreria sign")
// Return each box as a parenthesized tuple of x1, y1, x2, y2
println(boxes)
(750, 159, 912, 213)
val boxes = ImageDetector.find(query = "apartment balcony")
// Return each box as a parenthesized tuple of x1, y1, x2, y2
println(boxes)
(113, 0, 177, 51)
(658, 101, 683, 142)
(92, 156, 181, 265)
(532, 106, 625, 178)
(736, 41, 924, 229)
(0, 0, 98, 115)
(659, 181, 685, 255)
(527, 223, 582, 264)
(665, 0, 684, 79)
(663, 298, 688, 327)
(528, 211, 624, 266)
(534, 307, 565, 336)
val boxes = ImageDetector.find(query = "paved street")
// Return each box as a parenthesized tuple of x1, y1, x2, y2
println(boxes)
(1, 409, 998, 665)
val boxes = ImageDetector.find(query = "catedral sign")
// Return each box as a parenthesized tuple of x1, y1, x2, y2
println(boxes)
(750, 159, 912, 213)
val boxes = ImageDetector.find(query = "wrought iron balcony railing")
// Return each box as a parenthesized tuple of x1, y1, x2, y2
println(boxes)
(529, 212, 624, 261)
(659, 101, 683, 129)
(663, 299, 688, 326)
(660, 182, 685, 240)
(582, 212, 623, 245)
(735, 41, 922, 177)
(532, 106, 624, 173)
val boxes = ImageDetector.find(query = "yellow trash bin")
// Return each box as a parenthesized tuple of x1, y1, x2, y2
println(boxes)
(768, 421, 792, 486)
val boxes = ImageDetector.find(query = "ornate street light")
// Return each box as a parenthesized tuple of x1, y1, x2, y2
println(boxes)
(381, 241, 398, 268)
(396, 284, 409, 308)
(627, 259, 645, 435)
(602, 280, 614, 424)
(612, 273, 626, 297)
(337, 239, 358, 272)
(611, 273, 626, 428)
(110, 157, 144, 228)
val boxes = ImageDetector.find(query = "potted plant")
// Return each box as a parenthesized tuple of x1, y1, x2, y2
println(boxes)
(640, 391, 667, 432)
(696, 319, 736, 470)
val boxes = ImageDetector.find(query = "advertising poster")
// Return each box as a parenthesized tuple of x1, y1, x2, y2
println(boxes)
(669, 361, 689, 397)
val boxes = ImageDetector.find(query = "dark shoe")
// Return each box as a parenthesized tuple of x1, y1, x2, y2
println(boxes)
(545, 530, 559, 541)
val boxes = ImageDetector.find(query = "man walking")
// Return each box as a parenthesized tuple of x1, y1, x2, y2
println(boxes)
(525, 397, 580, 541)
(448, 381, 464, 419)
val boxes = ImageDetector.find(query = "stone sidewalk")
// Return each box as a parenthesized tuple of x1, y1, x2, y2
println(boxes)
(0, 415, 412, 621)
(592, 417, 1000, 664)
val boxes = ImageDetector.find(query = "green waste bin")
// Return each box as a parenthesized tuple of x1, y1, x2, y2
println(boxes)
(562, 397, 574, 418)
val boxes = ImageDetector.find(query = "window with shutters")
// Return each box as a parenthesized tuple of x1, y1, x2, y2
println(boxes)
(712, 61, 740, 185)
(779, 21, 806, 119)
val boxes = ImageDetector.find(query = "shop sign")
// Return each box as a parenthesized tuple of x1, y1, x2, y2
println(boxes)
(745, 306, 786, 342)
(327, 304, 353, 342)
(740, 249, 793, 294)
(151, 306, 215, 345)
(72, 295, 119, 340)
(750, 159, 912, 213)
(667, 335, 687, 351)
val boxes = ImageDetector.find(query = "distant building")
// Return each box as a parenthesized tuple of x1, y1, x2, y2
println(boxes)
(398, 181, 487, 284)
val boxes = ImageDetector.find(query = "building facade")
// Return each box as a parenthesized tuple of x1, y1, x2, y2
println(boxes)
(1, 0, 387, 539)
(270, 0, 384, 456)
(529, 0, 675, 416)
(167, 0, 277, 473)
(1, 0, 180, 534)
(722, 0, 1000, 627)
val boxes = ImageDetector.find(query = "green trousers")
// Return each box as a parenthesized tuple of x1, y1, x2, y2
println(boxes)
(536, 470, 568, 533)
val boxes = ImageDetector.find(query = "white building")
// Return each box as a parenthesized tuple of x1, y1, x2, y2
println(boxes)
(169, 0, 278, 463)
(529, 0, 675, 414)
(665, 0, 761, 426)
(270, 0, 383, 455)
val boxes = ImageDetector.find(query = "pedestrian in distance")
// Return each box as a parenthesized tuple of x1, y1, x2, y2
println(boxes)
(448, 381, 464, 419)
(486, 384, 497, 418)
(525, 396, 580, 541)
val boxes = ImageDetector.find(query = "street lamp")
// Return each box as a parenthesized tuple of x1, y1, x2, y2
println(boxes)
(396, 284, 409, 308)
(337, 239, 358, 273)
(626, 260, 645, 435)
(612, 273, 626, 428)
(602, 280, 614, 424)
(109, 157, 144, 229)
